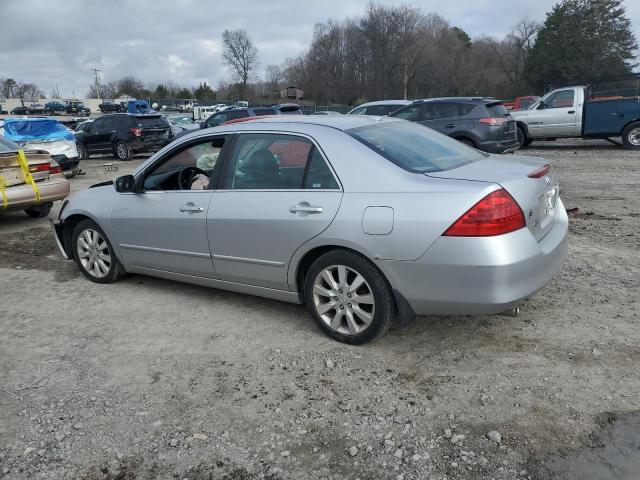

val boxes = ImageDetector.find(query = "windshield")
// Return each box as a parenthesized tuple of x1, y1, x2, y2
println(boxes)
(347, 121, 486, 173)
(0, 136, 20, 152)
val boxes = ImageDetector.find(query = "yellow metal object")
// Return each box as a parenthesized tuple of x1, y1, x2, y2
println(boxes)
(16, 149, 40, 204)
(0, 176, 8, 208)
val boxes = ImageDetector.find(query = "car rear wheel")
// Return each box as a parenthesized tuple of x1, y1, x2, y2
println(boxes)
(76, 142, 88, 160)
(72, 219, 124, 284)
(304, 249, 394, 344)
(24, 202, 52, 218)
(457, 138, 476, 148)
(113, 141, 132, 161)
(622, 122, 640, 150)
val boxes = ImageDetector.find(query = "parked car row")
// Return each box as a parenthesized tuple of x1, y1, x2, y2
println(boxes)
(9, 100, 91, 116)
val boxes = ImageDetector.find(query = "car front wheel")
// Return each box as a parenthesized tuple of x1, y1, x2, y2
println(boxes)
(72, 219, 124, 283)
(304, 249, 394, 344)
(76, 142, 88, 160)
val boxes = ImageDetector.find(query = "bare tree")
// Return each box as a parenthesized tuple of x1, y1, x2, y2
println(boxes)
(222, 29, 258, 96)
(1, 78, 17, 99)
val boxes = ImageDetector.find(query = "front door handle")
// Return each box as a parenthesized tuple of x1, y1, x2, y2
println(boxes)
(568, 110, 575, 114)
(446, 123, 457, 128)
(289, 202, 323, 214)
(179, 203, 204, 213)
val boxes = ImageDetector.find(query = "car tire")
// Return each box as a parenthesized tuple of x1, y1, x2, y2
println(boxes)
(303, 249, 394, 345)
(76, 142, 88, 160)
(71, 219, 124, 284)
(621, 122, 640, 150)
(24, 202, 52, 218)
(113, 141, 132, 161)
(517, 126, 532, 148)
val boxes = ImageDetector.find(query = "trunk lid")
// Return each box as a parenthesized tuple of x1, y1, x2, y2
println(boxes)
(427, 154, 560, 241)
(0, 150, 52, 186)
(133, 115, 171, 142)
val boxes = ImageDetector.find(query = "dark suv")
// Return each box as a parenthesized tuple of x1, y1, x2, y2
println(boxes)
(204, 104, 301, 127)
(390, 98, 518, 153)
(75, 113, 172, 161)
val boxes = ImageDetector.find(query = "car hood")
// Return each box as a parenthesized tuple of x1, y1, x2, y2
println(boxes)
(427, 155, 560, 242)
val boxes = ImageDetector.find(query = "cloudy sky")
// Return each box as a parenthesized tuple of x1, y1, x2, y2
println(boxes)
(1, 0, 639, 98)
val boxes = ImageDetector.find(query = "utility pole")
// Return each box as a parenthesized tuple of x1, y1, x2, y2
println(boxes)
(90, 68, 102, 98)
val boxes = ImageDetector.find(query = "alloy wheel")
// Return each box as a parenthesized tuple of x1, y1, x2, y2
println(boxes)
(312, 264, 375, 335)
(117, 143, 128, 159)
(628, 128, 640, 146)
(76, 228, 112, 279)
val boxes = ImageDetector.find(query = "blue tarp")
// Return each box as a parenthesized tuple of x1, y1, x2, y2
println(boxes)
(2, 118, 75, 142)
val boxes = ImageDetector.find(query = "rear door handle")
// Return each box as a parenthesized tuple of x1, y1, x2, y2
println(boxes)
(446, 123, 457, 128)
(179, 203, 204, 213)
(289, 202, 323, 214)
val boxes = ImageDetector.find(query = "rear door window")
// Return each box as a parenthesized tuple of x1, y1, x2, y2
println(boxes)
(425, 103, 459, 120)
(391, 104, 423, 121)
(458, 103, 477, 116)
(366, 105, 395, 116)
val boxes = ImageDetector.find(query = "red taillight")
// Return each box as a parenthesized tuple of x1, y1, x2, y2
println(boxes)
(49, 165, 62, 174)
(479, 117, 507, 126)
(527, 163, 551, 178)
(129, 127, 142, 137)
(444, 188, 525, 237)
(29, 163, 50, 173)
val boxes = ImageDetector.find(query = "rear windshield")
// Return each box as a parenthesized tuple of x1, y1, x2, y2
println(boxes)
(254, 108, 276, 116)
(278, 105, 302, 115)
(486, 102, 509, 117)
(347, 121, 485, 173)
(134, 116, 170, 128)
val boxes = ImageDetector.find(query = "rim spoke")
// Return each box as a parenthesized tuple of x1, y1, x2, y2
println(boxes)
(313, 284, 334, 298)
(353, 293, 374, 304)
(345, 310, 359, 334)
(97, 259, 109, 275)
(348, 274, 365, 294)
(98, 252, 111, 262)
(83, 230, 93, 246)
(330, 310, 344, 329)
(78, 238, 90, 250)
(337, 265, 347, 287)
(352, 305, 372, 325)
(316, 301, 336, 315)
(78, 249, 89, 259)
(321, 269, 338, 291)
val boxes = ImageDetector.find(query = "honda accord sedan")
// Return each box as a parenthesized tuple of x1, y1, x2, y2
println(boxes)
(51, 116, 568, 344)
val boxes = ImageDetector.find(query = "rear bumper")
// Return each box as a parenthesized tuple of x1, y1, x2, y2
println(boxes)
(1, 179, 70, 211)
(477, 138, 520, 154)
(376, 199, 568, 315)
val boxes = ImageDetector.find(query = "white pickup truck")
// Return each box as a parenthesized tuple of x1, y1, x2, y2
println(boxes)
(511, 85, 640, 149)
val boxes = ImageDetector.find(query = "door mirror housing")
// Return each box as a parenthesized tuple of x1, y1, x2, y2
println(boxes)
(114, 174, 136, 193)
(537, 101, 547, 110)
(200, 122, 207, 129)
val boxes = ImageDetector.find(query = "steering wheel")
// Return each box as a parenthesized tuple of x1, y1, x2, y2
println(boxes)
(177, 166, 209, 190)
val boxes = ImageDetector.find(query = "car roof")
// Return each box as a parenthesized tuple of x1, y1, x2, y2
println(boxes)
(411, 97, 500, 104)
(209, 114, 402, 132)
(354, 100, 412, 108)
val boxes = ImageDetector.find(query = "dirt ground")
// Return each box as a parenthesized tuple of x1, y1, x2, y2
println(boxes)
(1, 140, 639, 480)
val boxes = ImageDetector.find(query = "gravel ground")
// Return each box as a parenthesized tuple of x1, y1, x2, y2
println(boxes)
(0, 140, 639, 480)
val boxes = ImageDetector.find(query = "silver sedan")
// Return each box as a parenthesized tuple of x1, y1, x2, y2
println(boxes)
(51, 116, 568, 344)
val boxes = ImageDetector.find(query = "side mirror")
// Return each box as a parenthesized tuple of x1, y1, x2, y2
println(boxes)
(114, 175, 136, 193)
(537, 101, 547, 110)
(200, 122, 207, 129)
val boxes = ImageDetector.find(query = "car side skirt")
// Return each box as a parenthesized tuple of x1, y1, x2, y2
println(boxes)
(126, 266, 302, 304)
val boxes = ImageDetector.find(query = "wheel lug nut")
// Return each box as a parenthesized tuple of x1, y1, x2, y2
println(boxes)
(348, 303, 352, 308)
(338, 289, 343, 294)
(334, 296, 338, 301)
(339, 305, 344, 310)
(347, 293, 351, 298)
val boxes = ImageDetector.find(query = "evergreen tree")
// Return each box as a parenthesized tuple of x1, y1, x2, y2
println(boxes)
(526, 0, 637, 89)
